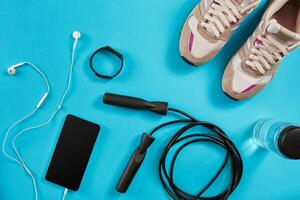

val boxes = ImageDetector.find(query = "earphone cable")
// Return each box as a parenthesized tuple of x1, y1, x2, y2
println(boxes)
(2, 61, 51, 165)
(23, 62, 51, 93)
(149, 107, 243, 200)
(61, 188, 68, 200)
(2, 107, 39, 166)
(57, 37, 78, 109)
(2, 62, 50, 200)
(2, 34, 80, 200)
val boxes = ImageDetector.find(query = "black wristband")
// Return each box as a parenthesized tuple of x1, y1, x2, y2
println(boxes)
(89, 46, 124, 79)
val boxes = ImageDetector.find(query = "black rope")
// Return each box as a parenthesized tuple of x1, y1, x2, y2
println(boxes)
(149, 108, 243, 200)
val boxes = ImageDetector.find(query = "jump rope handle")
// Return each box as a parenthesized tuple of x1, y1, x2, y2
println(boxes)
(116, 133, 155, 193)
(103, 93, 165, 192)
(103, 93, 168, 115)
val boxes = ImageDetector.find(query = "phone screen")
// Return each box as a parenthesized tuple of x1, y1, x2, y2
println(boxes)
(45, 115, 100, 191)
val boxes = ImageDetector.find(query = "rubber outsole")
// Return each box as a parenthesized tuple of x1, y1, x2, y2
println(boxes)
(181, 56, 197, 66)
(223, 91, 238, 101)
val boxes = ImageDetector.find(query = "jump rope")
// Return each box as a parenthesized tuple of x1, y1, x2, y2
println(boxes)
(103, 93, 243, 200)
(2, 31, 81, 200)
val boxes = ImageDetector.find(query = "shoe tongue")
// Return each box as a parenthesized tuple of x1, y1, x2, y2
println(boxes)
(267, 19, 300, 48)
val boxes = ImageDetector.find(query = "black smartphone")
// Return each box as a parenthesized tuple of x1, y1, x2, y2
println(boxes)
(45, 115, 100, 191)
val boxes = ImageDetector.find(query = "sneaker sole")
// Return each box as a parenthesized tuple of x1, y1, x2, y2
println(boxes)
(223, 91, 238, 101)
(181, 56, 198, 66)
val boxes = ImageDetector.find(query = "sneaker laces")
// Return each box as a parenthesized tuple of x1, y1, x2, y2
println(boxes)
(200, 0, 256, 38)
(246, 33, 288, 74)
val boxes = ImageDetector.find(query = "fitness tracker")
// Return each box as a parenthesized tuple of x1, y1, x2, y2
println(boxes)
(89, 46, 124, 79)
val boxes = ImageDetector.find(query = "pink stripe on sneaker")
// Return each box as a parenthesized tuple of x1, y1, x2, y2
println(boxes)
(241, 85, 256, 94)
(189, 32, 194, 52)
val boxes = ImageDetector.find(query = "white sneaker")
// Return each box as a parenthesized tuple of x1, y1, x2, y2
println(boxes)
(222, 0, 300, 100)
(179, 0, 260, 66)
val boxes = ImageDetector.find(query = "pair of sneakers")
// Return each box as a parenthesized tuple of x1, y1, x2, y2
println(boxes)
(180, 0, 300, 100)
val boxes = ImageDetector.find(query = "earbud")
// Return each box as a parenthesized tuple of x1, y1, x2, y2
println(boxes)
(72, 31, 81, 40)
(7, 62, 26, 75)
(72, 31, 81, 51)
(7, 67, 16, 75)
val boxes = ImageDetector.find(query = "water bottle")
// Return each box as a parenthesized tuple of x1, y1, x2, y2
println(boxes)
(253, 118, 300, 160)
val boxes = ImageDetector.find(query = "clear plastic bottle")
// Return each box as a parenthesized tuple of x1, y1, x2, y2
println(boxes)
(253, 118, 300, 159)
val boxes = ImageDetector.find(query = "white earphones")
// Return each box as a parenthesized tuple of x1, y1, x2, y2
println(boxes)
(3, 31, 82, 200)
(6, 31, 82, 77)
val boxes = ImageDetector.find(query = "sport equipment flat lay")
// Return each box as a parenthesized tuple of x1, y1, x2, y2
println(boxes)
(179, 0, 260, 66)
(1, 0, 300, 199)
(222, 0, 300, 100)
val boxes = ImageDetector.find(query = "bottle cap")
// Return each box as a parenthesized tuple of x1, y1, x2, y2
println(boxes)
(278, 126, 300, 160)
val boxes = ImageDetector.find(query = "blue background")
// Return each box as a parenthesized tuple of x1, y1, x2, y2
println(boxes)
(0, 0, 300, 199)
